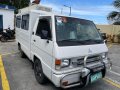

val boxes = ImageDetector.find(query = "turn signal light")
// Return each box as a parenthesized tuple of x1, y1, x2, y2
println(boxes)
(62, 81, 68, 86)
(55, 59, 61, 65)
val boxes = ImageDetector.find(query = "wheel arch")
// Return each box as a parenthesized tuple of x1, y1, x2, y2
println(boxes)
(33, 55, 43, 64)
(33, 55, 46, 72)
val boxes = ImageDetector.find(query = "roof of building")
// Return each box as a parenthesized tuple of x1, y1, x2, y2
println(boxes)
(0, 4, 15, 10)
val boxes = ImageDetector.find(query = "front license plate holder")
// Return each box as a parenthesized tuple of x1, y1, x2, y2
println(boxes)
(90, 72, 102, 83)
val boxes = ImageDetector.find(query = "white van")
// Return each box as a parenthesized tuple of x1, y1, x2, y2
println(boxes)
(16, 5, 111, 89)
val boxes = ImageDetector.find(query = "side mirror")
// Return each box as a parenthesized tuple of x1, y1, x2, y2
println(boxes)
(104, 40, 107, 43)
(32, 32, 34, 35)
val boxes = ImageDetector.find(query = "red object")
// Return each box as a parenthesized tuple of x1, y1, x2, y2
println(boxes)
(32, 0, 41, 4)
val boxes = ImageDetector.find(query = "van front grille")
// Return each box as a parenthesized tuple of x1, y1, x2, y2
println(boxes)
(77, 55, 101, 66)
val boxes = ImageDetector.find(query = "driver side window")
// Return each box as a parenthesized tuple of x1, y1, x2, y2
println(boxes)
(36, 17, 52, 40)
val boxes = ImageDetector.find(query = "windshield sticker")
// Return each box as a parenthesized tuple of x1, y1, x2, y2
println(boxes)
(56, 17, 62, 23)
(62, 17, 67, 23)
(56, 17, 68, 24)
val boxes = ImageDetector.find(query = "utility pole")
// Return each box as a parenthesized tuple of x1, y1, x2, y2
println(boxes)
(61, 8, 63, 14)
(64, 5, 71, 16)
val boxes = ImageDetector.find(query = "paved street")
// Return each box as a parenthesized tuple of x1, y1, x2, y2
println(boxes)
(0, 41, 120, 90)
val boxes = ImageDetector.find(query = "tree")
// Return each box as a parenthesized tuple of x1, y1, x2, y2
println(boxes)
(0, 0, 11, 5)
(11, 0, 29, 9)
(107, 0, 120, 25)
(0, 0, 30, 13)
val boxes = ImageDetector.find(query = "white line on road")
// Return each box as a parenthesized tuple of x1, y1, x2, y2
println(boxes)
(109, 70, 120, 76)
(112, 65, 120, 68)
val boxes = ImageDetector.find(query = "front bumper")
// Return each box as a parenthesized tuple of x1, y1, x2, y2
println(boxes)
(103, 58, 112, 70)
(52, 62, 107, 89)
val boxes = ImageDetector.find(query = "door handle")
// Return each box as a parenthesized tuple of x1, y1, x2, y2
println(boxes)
(32, 32, 34, 35)
(33, 40, 36, 42)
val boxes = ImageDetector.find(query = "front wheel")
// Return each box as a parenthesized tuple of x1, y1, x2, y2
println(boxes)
(34, 59, 47, 84)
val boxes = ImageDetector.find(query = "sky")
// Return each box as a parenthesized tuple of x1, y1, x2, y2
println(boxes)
(32, 0, 116, 24)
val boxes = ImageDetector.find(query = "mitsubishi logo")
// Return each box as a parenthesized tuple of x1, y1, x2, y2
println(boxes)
(88, 48, 92, 53)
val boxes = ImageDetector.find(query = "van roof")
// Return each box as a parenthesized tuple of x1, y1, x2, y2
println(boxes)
(16, 5, 93, 23)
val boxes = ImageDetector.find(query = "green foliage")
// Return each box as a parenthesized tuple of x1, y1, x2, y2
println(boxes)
(113, 0, 120, 8)
(0, 0, 11, 5)
(13, 0, 29, 9)
(0, 0, 30, 13)
(107, 0, 120, 25)
(107, 11, 119, 19)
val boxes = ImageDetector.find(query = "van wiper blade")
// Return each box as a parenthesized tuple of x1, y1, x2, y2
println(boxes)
(59, 39, 86, 44)
(83, 39, 103, 43)
(59, 39, 77, 42)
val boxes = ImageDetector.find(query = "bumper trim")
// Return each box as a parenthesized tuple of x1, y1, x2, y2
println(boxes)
(60, 72, 81, 88)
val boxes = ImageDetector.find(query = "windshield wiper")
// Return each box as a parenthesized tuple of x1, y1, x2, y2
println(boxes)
(83, 39, 103, 43)
(59, 39, 86, 44)
(59, 39, 77, 42)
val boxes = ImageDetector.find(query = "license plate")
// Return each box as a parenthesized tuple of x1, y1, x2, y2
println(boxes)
(91, 72, 102, 83)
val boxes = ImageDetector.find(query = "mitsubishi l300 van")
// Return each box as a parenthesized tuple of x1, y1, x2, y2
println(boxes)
(16, 5, 111, 89)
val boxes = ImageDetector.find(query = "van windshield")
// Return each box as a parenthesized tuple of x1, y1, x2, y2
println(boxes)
(55, 16, 103, 46)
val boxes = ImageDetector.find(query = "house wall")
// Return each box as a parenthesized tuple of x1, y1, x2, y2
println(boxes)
(96, 25, 120, 42)
(0, 9, 14, 30)
(96, 25, 120, 35)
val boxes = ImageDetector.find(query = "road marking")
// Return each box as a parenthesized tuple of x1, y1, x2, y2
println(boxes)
(0, 55, 10, 90)
(1, 51, 19, 56)
(109, 70, 120, 77)
(104, 78, 120, 89)
(112, 65, 120, 68)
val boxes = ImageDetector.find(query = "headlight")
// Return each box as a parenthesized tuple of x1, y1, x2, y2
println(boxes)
(101, 52, 108, 59)
(61, 59, 70, 67)
(55, 59, 70, 70)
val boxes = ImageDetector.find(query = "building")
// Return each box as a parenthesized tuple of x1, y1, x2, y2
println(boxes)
(0, 4, 15, 33)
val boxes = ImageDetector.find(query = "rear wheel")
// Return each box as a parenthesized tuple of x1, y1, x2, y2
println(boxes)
(34, 59, 47, 84)
(1, 36, 7, 42)
(18, 44, 26, 58)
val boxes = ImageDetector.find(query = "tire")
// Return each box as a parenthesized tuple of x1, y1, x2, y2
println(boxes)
(18, 44, 26, 58)
(34, 59, 47, 84)
(1, 36, 7, 42)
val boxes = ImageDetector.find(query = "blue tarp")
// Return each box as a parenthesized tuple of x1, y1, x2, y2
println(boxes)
(0, 4, 15, 10)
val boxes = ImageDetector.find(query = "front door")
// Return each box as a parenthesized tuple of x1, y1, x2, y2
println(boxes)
(0, 15, 3, 34)
(31, 16, 53, 79)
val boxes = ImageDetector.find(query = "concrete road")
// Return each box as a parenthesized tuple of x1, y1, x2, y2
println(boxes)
(0, 42, 120, 90)
(106, 45, 120, 83)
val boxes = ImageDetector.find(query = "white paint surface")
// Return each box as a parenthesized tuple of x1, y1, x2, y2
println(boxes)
(0, 9, 14, 30)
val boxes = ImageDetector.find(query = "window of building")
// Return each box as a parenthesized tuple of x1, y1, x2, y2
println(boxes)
(21, 14, 29, 30)
(16, 16, 21, 28)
